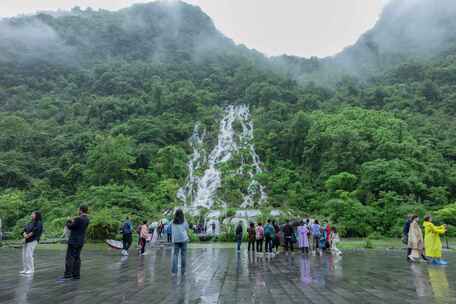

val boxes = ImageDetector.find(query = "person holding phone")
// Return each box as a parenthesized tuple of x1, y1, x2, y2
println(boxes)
(20, 211, 43, 275)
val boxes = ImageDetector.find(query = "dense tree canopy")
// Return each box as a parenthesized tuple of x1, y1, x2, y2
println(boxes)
(1, 0, 455, 239)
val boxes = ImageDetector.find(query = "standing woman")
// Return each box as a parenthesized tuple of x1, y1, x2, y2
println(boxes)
(423, 215, 448, 265)
(407, 215, 426, 262)
(297, 221, 309, 254)
(273, 220, 281, 253)
(171, 209, 189, 275)
(247, 222, 256, 252)
(255, 223, 264, 253)
(139, 220, 149, 256)
(21, 211, 43, 275)
(330, 227, 342, 256)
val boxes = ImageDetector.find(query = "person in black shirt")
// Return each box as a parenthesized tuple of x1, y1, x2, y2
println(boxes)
(235, 221, 243, 252)
(403, 215, 412, 261)
(20, 211, 43, 275)
(283, 220, 294, 253)
(62, 205, 90, 280)
(121, 217, 133, 256)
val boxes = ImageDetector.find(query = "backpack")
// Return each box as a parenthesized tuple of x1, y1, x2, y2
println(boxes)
(122, 222, 132, 234)
(264, 224, 274, 238)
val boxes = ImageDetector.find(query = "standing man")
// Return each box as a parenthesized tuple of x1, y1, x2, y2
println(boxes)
(211, 222, 216, 235)
(283, 220, 294, 253)
(264, 219, 275, 255)
(121, 217, 133, 256)
(60, 205, 90, 281)
(235, 221, 243, 252)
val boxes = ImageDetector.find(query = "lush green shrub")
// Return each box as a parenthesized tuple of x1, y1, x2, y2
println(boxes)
(434, 203, 456, 226)
(325, 198, 375, 237)
(364, 238, 374, 249)
(86, 209, 121, 240)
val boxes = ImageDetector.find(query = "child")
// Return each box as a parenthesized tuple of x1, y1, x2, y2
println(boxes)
(330, 227, 342, 256)
(297, 221, 309, 254)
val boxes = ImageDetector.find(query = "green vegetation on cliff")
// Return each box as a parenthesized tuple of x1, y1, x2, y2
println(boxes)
(1, 0, 455, 239)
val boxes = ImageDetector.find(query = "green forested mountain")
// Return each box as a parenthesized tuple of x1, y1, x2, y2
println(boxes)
(1, 0, 455, 239)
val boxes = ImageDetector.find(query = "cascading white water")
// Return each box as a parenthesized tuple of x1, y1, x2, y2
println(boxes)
(178, 105, 267, 211)
(237, 105, 267, 208)
(177, 123, 205, 205)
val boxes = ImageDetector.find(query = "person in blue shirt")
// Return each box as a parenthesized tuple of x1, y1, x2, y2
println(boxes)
(171, 209, 189, 275)
(311, 220, 321, 255)
(121, 217, 133, 256)
(319, 226, 327, 255)
(166, 222, 172, 243)
(264, 219, 275, 255)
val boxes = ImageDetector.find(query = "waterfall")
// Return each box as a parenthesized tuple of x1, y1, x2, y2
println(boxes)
(237, 105, 267, 208)
(178, 105, 267, 211)
(177, 123, 206, 205)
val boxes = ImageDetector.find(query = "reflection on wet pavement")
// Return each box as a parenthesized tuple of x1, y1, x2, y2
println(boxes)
(0, 247, 455, 303)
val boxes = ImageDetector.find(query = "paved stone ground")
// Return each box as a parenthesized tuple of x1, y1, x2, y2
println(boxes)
(0, 246, 455, 304)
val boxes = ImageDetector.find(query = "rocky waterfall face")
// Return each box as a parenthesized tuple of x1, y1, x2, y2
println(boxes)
(177, 105, 267, 212)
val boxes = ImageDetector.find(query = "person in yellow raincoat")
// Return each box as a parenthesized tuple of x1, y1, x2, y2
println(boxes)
(423, 215, 448, 265)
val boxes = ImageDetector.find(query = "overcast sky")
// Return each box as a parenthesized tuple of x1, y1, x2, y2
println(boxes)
(0, 0, 390, 57)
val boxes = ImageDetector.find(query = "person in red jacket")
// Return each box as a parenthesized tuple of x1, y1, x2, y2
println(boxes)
(325, 223, 331, 248)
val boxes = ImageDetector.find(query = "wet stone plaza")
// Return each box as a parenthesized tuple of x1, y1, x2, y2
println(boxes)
(1, 246, 455, 304)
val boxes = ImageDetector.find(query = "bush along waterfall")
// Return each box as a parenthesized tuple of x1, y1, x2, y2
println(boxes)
(177, 105, 267, 219)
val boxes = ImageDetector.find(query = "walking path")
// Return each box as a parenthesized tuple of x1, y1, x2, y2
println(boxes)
(0, 247, 455, 304)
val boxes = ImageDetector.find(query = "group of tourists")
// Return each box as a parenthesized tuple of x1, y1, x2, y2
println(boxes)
(16, 208, 450, 281)
(236, 218, 342, 256)
(128, 210, 189, 274)
(403, 214, 449, 265)
(18, 206, 189, 278)
(122, 219, 174, 256)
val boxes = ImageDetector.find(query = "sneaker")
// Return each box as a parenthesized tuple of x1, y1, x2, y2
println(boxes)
(23, 271, 34, 275)
(408, 255, 416, 262)
(19, 270, 26, 274)
(56, 276, 71, 283)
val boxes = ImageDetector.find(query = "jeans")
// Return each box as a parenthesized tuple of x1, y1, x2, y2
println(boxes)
(265, 236, 273, 253)
(256, 239, 263, 252)
(167, 233, 172, 243)
(122, 234, 132, 251)
(248, 240, 255, 251)
(236, 239, 242, 251)
(172, 242, 187, 274)
(64, 244, 83, 279)
(140, 238, 146, 254)
(284, 237, 293, 252)
(22, 241, 38, 272)
(313, 236, 320, 250)
(274, 237, 280, 252)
